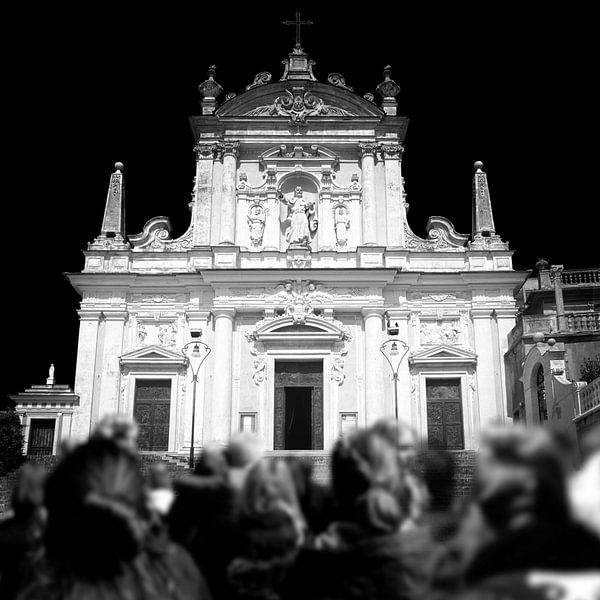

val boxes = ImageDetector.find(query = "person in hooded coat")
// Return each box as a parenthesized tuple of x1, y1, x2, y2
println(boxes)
(284, 428, 434, 600)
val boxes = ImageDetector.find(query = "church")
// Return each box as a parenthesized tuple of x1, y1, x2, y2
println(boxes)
(32, 32, 528, 459)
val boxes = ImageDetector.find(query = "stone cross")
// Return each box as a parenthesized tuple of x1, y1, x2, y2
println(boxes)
(283, 12, 313, 49)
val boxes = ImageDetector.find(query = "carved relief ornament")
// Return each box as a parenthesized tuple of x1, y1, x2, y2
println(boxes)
(244, 88, 356, 126)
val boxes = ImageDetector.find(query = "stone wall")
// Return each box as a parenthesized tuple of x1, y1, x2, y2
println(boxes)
(1, 450, 478, 520)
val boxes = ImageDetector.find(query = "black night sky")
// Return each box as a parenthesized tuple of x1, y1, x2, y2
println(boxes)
(2, 4, 595, 400)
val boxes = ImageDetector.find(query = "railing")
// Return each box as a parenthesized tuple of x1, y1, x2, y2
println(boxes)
(576, 376, 600, 417)
(561, 268, 600, 286)
(565, 312, 600, 332)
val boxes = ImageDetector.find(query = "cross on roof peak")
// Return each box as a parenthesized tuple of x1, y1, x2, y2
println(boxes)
(283, 12, 313, 50)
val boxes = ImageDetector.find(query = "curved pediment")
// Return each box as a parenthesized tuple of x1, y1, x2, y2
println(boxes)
(248, 314, 350, 343)
(216, 81, 384, 120)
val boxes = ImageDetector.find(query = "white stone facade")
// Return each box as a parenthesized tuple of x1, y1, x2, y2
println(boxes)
(66, 48, 528, 454)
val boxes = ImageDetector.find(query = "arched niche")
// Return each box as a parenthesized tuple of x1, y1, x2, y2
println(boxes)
(277, 172, 320, 251)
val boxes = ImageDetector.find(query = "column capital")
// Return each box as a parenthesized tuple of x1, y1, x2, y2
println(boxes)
(471, 308, 494, 319)
(101, 310, 129, 321)
(386, 309, 411, 321)
(380, 142, 404, 160)
(193, 141, 220, 160)
(212, 307, 236, 320)
(549, 265, 564, 283)
(77, 310, 104, 321)
(221, 140, 240, 159)
(358, 141, 378, 159)
(361, 307, 386, 319)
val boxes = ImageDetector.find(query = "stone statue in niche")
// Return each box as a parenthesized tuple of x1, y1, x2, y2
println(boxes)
(334, 203, 350, 246)
(247, 201, 266, 247)
(137, 323, 147, 345)
(278, 186, 318, 248)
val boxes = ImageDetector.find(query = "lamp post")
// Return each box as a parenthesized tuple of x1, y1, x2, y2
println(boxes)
(182, 330, 211, 468)
(380, 327, 409, 421)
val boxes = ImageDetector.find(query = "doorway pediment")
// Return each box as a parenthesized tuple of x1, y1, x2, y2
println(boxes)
(119, 345, 186, 368)
(248, 314, 349, 344)
(409, 344, 477, 367)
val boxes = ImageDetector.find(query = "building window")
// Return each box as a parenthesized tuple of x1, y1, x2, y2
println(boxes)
(426, 378, 464, 450)
(536, 365, 548, 422)
(28, 418, 55, 455)
(239, 412, 257, 434)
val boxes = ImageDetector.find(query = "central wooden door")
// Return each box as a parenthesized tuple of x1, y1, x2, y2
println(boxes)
(133, 379, 171, 451)
(274, 361, 323, 450)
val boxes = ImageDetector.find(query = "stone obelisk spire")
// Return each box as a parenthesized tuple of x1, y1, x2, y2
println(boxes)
(89, 162, 129, 249)
(470, 161, 508, 249)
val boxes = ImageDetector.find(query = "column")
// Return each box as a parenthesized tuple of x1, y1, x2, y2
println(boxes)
(208, 308, 235, 444)
(362, 308, 385, 423)
(472, 309, 497, 426)
(493, 308, 518, 422)
(72, 310, 102, 441)
(359, 142, 378, 245)
(550, 265, 566, 331)
(381, 143, 405, 247)
(98, 310, 128, 420)
(219, 141, 240, 245)
(192, 142, 217, 247)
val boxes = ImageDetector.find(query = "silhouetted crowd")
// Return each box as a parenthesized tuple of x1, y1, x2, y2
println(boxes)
(1, 415, 599, 599)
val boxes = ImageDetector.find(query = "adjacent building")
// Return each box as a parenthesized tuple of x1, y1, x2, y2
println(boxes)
(504, 262, 600, 449)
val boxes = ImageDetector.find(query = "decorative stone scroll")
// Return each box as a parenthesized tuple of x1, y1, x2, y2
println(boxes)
(327, 73, 353, 91)
(245, 71, 272, 90)
(404, 217, 469, 252)
(129, 216, 193, 252)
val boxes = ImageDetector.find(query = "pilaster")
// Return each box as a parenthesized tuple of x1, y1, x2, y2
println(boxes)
(381, 143, 405, 247)
(359, 142, 378, 246)
(219, 141, 240, 245)
(361, 307, 386, 423)
(192, 142, 219, 246)
(207, 307, 236, 444)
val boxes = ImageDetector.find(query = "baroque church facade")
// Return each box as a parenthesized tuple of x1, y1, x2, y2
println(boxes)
(62, 40, 528, 457)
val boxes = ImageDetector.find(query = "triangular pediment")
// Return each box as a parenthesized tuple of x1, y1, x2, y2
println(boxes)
(409, 344, 477, 366)
(119, 345, 186, 367)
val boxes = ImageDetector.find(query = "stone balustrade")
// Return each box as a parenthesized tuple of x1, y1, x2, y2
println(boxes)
(576, 376, 600, 417)
(565, 312, 600, 333)
(561, 268, 600, 286)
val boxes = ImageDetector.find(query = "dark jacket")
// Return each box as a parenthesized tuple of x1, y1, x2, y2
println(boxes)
(228, 509, 301, 600)
(168, 474, 237, 600)
(465, 520, 600, 584)
(0, 512, 44, 600)
(283, 522, 435, 600)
